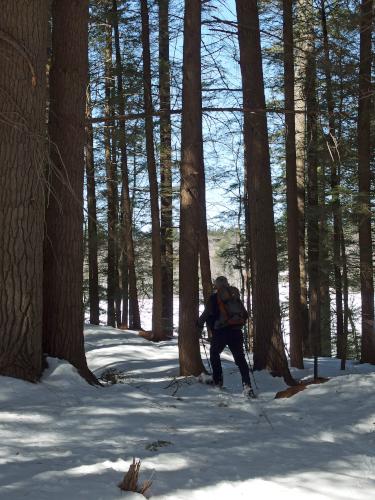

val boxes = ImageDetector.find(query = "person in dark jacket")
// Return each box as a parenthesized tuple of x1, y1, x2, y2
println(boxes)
(197, 276, 255, 397)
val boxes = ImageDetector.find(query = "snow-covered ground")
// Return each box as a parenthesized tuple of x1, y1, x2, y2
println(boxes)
(1, 325, 375, 499)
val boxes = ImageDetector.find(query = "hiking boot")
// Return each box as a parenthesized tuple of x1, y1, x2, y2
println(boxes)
(243, 383, 256, 398)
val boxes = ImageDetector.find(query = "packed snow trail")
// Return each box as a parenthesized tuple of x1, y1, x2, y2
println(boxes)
(0, 325, 374, 499)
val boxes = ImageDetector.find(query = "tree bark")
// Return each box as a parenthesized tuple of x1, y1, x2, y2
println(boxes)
(283, 0, 304, 368)
(305, 10, 320, 361)
(320, 0, 343, 358)
(85, 92, 100, 325)
(44, 0, 96, 383)
(319, 173, 331, 356)
(199, 158, 213, 305)
(0, 0, 48, 381)
(112, 0, 141, 329)
(294, 0, 309, 352)
(103, 12, 119, 328)
(140, 0, 165, 339)
(179, 0, 205, 376)
(159, 0, 174, 337)
(358, 0, 375, 363)
(235, 0, 295, 385)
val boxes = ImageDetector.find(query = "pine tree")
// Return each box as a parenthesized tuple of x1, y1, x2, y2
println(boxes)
(43, 0, 96, 383)
(85, 89, 100, 325)
(159, 0, 174, 337)
(358, 0, 374, 363)
(112, 0, 141, 329)
(235, 0, 295, 384)
(140, 0, 165, 339)
(179, 0, 205, 376)
(283, 0, 305, 368)
(0, 0, 49, 381)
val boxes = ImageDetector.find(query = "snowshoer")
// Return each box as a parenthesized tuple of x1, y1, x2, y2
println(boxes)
(197, 276, 255, 398)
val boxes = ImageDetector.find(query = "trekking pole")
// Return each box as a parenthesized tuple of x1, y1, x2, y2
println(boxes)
(200, 330, 212, 373)
(244, 340, 258, 391)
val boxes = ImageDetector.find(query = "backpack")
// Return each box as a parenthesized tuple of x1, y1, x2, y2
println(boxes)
(214, 285, 247, 329)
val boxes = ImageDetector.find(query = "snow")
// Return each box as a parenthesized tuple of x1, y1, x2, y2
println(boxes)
(1, 325, 375, 499)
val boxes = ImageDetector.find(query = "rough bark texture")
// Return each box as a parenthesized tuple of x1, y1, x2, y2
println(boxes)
(113, 0, 141, 329)
(44, 0, 96, 383)
(140, 0, 165, 339)
(294, 0, 309, 350)
(159, 0, 174, 337)
(236, 0, 294, 384)
(85, 94, 100, 325)
(358, 0, 374, 363)
(283, 0, 304, 368)
(0, 0, 48, 381)
(178, 0, 205, 376)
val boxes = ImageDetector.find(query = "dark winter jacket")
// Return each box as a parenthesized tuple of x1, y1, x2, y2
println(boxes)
(197, 292, 248, 331)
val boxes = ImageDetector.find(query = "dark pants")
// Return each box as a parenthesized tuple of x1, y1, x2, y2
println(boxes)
(210, 328, 251, 386)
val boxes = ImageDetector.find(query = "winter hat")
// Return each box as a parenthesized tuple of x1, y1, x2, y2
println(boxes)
(214, 276, 229, 289)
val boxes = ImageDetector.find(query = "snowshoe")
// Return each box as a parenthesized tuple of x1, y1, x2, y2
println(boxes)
(243, 384, 256, 399)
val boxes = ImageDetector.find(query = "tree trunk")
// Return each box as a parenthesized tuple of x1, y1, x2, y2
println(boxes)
(199, 162, 213, 305)
(235, 0, 295, 385)
(140, 0, 165, 339)
(358, 0, 375, 363)
(104, 13, 119, 328)
(320, 0, 343, 358)
(159, 0, 174, 337)
(283, 0, 304, 368)
(112, 0, 141, 329)
(319, 173, 331, 356)
(85, 92, 100, 325)
(294, 0, 309, 352)
(0, 0, 48, 381)
(179, 0, 205, 376)
(305, 11, 320, 361)
(244, 176, 254, 350)
(44, 0, 96, 383)
(340, 223, 349, 369)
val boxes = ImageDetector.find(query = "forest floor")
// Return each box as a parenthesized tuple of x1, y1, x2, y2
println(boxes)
(1, 325, 375, 499)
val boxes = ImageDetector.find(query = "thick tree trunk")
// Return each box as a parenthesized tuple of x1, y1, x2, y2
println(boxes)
(294, 0, 309, 352)
(235, 0, 295, 385)
(85, 94, 100, 325)
(179, 0, 205, 376)
(140, 0, 165, 339)
(112, 0, 141, 329)
(283, 0, 304, 368)
(159, 0, 174, 337)
(0, 0, 48, 381)
(358, 0, 375, 363)
(103, 16, 119, 328)
(44, 0, 96, 383)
